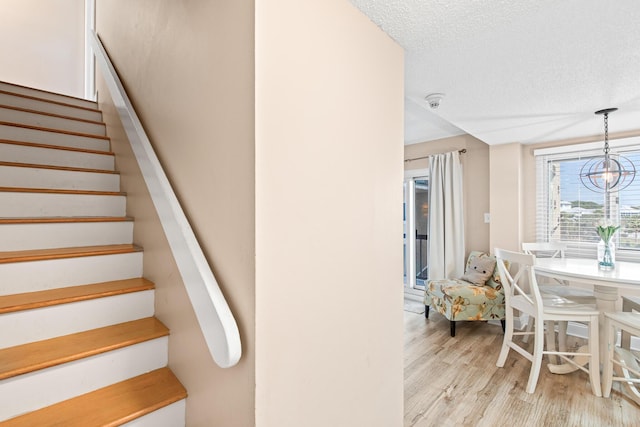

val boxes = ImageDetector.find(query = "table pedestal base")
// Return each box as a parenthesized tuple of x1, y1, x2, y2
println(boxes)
(547, 345, 590, 374)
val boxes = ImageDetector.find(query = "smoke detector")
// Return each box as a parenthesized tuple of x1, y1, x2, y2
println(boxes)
(425, 93, 445, 109)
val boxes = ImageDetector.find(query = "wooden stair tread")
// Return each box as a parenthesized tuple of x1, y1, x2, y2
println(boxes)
(1, 368, 186, 427)
(0, 216, 132, 224)
(0, 88, 185, 424)
(0, 160, 119, 174)
(0, 104, 105, 126)
(0, 139, 113, 155)
(0, 121, 110, 141)
(0, 187, 124, 196)
(0, 317, 169, 380)
(0, 278, 154, 314)
(0, 80, 98, 109)
(0, 244, 142, 264)
(0, 89, 101, 113)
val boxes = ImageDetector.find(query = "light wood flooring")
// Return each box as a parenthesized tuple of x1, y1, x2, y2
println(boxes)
(404, 311, 640, 427)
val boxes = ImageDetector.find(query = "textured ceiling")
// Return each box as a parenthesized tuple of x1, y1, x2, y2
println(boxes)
(350, 0, 640, 145)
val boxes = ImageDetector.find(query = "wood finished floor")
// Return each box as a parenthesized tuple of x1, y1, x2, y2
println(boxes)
(404, 311, 640, 427)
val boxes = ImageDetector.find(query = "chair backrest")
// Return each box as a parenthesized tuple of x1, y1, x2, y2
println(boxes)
(522, 242, 566, 259)
(494, 248, 543, 312)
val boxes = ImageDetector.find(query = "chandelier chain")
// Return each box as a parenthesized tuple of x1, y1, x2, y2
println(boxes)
(604, 112, 610, 155)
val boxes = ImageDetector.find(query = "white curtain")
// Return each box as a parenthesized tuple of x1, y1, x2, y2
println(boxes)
(428, 151, 465, 279)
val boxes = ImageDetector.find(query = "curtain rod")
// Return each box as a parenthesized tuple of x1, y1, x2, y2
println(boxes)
(404, 148, 467, 163)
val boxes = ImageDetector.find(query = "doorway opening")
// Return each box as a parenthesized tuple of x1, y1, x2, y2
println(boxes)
(404, 169, 429, 294)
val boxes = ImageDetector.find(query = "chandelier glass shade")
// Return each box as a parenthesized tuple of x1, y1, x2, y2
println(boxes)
(579, 108, 636, 193)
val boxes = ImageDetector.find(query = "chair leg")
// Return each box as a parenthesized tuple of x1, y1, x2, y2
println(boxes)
(425, 305, 429, 319)
(622, 297, 639, 350)
(450, 321, 456, 337)
(526, 317, 545, 394)
(545, 321, 559, 365)
(500, 319, 505, 333)
(523, 315, 534, 343)
(497, 313, 513, 368)
(557, 321, 568, 353)
(622, 328, 632, 350)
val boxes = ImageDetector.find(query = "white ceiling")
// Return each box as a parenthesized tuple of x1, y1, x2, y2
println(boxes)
(350, 0, 640, 145)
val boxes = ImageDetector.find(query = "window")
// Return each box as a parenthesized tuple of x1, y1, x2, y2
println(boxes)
(535, 138, 640, 261)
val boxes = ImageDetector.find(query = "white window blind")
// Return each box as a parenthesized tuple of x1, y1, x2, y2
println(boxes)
(535, 140, 640, 261)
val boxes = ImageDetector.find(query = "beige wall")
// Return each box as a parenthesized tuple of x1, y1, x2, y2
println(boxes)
(489, 143, 523, 252)
(255, 1, 404, 426)
(96, 0, 404, 425)
(405, 134, 491, 255)
(0, 0, 84, 97)
(96, 1, 255, 426)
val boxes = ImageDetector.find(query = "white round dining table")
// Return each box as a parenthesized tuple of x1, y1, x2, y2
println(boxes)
(534, 257, 640, 368)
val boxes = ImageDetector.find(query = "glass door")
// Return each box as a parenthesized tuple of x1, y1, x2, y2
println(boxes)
(414, 179, 429, 285)
(404, 171, 429, 291)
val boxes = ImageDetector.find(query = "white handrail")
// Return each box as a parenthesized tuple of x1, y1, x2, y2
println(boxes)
(89, 31, 241, 368)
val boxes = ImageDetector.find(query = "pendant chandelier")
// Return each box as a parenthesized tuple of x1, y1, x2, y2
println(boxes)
(579, 108, 636, 193)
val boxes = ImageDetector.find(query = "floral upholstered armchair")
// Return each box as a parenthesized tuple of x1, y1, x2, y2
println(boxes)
(424, 251, 506, 337)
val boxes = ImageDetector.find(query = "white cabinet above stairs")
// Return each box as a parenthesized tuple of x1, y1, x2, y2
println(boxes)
(0, 82, 187, 426)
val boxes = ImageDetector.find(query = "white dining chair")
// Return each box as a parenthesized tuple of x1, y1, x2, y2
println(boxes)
(522, 242, 596, 363)
(522, 242, 566, 260)
(495, 248, 601, 395)
(622, 296, 640, 350)
(522, 242, 595, 303)
(602, 312, 640, 405)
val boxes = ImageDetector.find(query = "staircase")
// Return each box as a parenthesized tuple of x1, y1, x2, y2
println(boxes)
(0, 82, 187, 426)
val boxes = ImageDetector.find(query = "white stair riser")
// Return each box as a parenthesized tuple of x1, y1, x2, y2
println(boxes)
(0, 85, 182, 426)
(0, 106, 105, 136)
(0, 337, 168, 421)
(0, 252, 143, 295)
(0, 82, 97, 109)
(0, 93, 102, 122)
(0, 143, 114, 170)
(0, 291, 154, 348)
(0, 165, 120, 192)
(0, 124, 110, 151)
(0, 192, 126, 217)
(122, 400, 186, 427)
(0, 221, 133, 251)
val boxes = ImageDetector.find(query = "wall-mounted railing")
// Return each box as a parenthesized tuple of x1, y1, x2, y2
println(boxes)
(89, 30, 241, 368)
